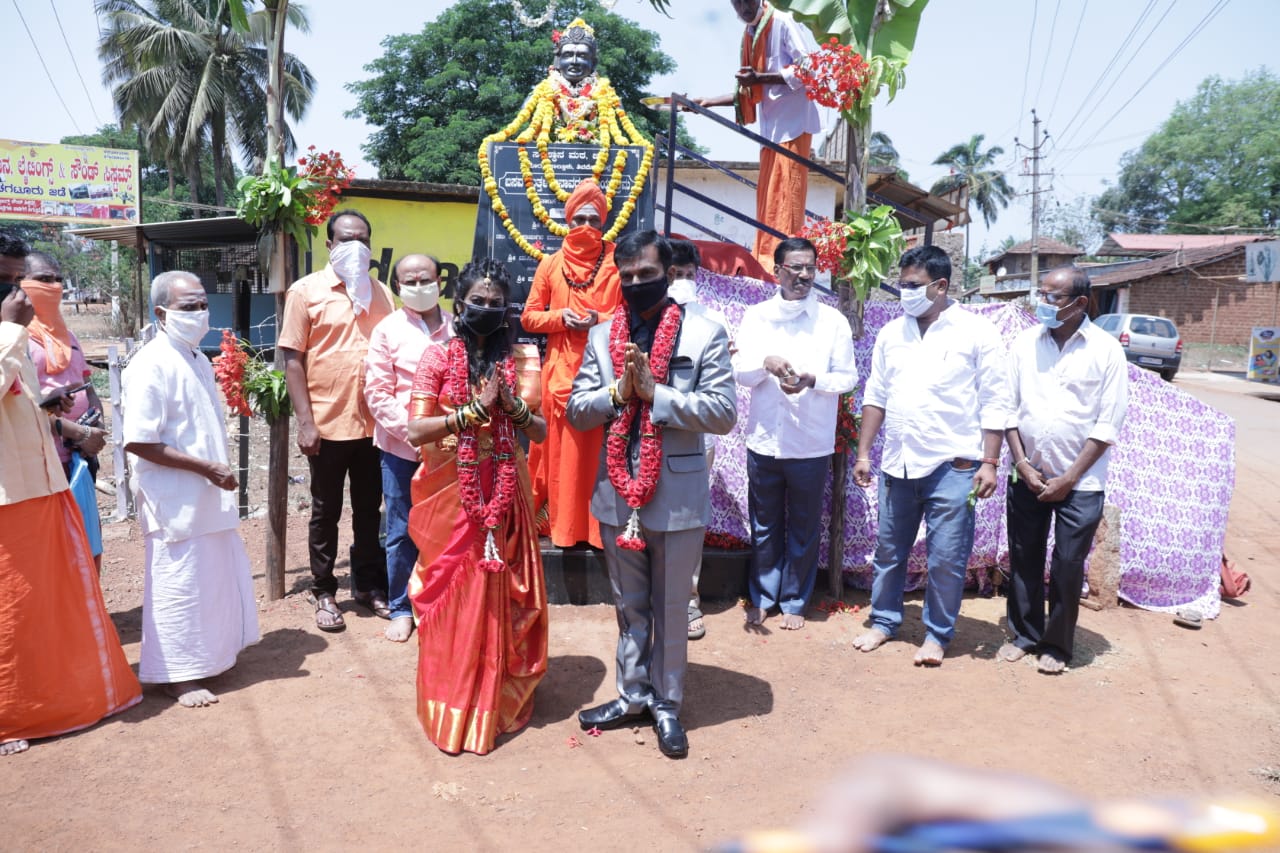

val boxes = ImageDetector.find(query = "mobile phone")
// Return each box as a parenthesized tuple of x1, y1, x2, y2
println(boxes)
(39, 381, 92, 409)
(0, 281, 17, 304)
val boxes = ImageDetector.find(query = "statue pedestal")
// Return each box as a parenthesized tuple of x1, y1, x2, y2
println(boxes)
(472, 142, 653, 342)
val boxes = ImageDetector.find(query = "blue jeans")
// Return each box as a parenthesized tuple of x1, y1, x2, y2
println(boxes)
(747, 451, 830, 615)
(381, 451, 419, 620)
(868, 460, 977, 647)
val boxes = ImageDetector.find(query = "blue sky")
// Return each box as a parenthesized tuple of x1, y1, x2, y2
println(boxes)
(9, 0, 1277, 257)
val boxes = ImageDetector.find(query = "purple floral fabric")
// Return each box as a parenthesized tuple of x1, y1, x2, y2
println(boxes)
(698, 270, 1231, 616)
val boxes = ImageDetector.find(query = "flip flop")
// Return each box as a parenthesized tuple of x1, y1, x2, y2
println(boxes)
(688, 604, 706, 641)
(1173, 608, 1203, 629)
(353, 591, 393, 620)
(314, 593, 346, 633)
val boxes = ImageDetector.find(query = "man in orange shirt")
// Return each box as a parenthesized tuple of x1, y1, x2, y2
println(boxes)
(521, 180, 621, 548)
(280, 209, 395, 632)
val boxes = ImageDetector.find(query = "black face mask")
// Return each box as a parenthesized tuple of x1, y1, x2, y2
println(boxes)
(621, 276, 669, 314)
(457, 303, 507, 337)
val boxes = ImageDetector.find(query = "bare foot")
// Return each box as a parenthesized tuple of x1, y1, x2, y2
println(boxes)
(852, 628, 890, 652)
(913, 639, 946, 666)
(0, 739, 29, 756)
(385, 615, 414, 643)
(779, 613, 805, 630)
(997, 642, 1028, 663)
(1037, 652, 1067, 674)
(744, 606, 767, 626)
(164, 681, 218, 707)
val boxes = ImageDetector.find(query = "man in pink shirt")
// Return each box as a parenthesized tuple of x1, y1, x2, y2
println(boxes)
(364, 254, 453, 642)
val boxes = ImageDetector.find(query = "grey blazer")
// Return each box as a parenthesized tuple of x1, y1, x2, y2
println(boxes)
(567, 307, 737, 532)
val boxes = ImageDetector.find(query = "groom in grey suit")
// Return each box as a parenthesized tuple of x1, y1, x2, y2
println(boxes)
(567, 230, 737, 759)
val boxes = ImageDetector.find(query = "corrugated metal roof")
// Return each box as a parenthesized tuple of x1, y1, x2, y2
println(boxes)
(1098, 232, 1260, 257)
(67, 216, 257, 249)
(1088, 243, 1246, 286)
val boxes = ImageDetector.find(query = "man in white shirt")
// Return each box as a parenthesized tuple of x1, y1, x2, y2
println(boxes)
(696, 0, 822, 273)
(669, 240, 729, 641)
(364, 253, 454, 643)
(735, 238, 856, 630)
(123, 271, 260, 706)
(1002, 266, 1128, 674)
(852, 245, 1008, 665)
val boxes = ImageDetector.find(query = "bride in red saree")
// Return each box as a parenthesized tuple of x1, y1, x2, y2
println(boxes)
(406, 259, 548, 755)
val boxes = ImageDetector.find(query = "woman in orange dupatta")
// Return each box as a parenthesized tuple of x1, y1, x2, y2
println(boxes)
(406, 260, 548, 755)
(522, 180, 621, 548)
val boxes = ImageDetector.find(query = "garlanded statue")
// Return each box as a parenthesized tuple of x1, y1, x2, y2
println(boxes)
(478, 18, 655, 261)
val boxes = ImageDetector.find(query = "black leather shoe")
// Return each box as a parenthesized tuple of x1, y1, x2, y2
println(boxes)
(578, 699, 650, 731)
(653, 716, 688, 759)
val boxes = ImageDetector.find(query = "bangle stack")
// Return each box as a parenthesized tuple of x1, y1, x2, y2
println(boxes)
(509, 398, 534, 431)
(447, 400, 491, 435)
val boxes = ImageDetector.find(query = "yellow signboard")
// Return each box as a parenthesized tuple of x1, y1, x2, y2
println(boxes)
(308, 194, 478, 299)
(1247, 326, 1280, 384)
(0, 139, 141, 225)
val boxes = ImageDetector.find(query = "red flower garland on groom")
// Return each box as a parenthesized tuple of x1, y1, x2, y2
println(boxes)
(605, 300, 682, 550)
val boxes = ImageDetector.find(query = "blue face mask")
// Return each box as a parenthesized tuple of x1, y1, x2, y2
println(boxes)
(1035, 300, 1065, 329)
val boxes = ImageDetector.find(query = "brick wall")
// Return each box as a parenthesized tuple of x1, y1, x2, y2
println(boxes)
(1125, 253, 1280, 345)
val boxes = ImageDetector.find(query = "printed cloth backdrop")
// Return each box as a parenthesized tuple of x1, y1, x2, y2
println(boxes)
(697, 271, 1233, 619)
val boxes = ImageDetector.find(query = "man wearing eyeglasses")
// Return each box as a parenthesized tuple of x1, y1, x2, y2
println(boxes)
(852, 245, 1009, 665)
(734, 237, 856, 630)
(363, 253, 454, 643)
(1001, 266, 1127, 674)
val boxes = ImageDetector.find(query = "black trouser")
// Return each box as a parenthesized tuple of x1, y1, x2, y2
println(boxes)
(308, 437, 386, 598)
(1005, 478, 1105, 662)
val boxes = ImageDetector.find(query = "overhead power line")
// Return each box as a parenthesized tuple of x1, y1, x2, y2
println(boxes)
(1046, 0, 1088, 122)
(1032, 0, 1062, 109)
(49, 0, 103, 126)
(1015, 0, 1040, 139)
(1053, 0, 1157, 145)
(11, 0, 82, 134)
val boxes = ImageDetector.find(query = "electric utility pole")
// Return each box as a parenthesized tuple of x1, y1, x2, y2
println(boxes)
(1016, 110, 1051, 292)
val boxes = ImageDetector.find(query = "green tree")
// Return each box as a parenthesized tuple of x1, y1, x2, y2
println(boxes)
(96, 0, 316, 208)
(1041, 194, 1104, 255)
(1095, 69, 1280, 233)
(930, 133, 1014, 270)
(347, 0, 693, 185)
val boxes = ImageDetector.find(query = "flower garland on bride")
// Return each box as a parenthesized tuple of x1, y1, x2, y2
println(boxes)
(605, 300, 682, 550)
(446, 336, 519, 572)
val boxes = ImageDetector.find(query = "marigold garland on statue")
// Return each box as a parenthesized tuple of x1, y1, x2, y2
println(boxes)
(478, 71, 654, 261)
(447, 337, 519, 572)
(605, 301, 682, 551)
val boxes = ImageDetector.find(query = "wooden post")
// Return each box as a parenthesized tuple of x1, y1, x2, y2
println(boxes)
(262, 0, 291, 601)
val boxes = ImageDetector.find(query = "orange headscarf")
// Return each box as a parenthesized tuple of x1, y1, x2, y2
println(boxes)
(21, 278, 73, 373)
(559, 180, 609, 280)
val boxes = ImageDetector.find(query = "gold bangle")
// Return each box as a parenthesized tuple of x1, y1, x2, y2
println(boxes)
(608, 381, 623, 407)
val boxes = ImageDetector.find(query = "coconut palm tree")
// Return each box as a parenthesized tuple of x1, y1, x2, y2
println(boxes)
(97, 0, 316, 208)
(930, 133, 1014, 273)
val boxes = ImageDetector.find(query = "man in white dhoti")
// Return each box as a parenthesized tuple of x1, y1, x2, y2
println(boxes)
(122, 271, 260, 707)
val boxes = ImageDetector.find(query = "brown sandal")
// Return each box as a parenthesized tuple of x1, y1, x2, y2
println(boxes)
(314, 593, 346, 632)
(353, 591, 393, 620)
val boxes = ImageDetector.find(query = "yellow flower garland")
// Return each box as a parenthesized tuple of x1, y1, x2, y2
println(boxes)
(477, 75, 655, 261)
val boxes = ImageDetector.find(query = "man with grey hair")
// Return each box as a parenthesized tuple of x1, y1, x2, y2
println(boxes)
(122, 270, 259, 707)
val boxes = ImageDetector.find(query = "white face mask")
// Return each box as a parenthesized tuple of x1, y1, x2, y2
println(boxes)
(668, 278, 697, 305)
(329, 240, 374, 314)
(400, 282, 439, 313)
(160, 308, 210, 349)
(775, 287, 815, 319)
(899, 285, 935, 318)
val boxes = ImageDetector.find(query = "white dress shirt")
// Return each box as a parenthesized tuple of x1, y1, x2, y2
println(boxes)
(734, 291, 857, 459)
(863, 303, 1010, 479)
(1008, 317, 1129, 491)
(748, 8, 824, 144)
(364, 307, 454, 462)
(122, 332, 238, 542)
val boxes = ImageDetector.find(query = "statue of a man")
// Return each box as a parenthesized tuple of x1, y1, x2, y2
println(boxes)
(552, 19, 597, 90)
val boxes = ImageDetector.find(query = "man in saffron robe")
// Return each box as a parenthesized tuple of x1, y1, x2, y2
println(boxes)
(522, 180, 621, 548)
(697, 0, 822, 273)
(123, 271, 260, 707)
(0, 230, 140, 756)
(568, 230, 736, 759)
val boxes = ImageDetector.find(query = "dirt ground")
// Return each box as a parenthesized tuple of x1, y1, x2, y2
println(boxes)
(4, 316, 1279, 849)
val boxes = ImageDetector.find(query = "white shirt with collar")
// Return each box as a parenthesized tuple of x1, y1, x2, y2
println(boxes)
(748, 6, 824, 144)
(1008, 316, 1129, 491)
(863, 302, 1010, 479)
(733, 290, 857, 459)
